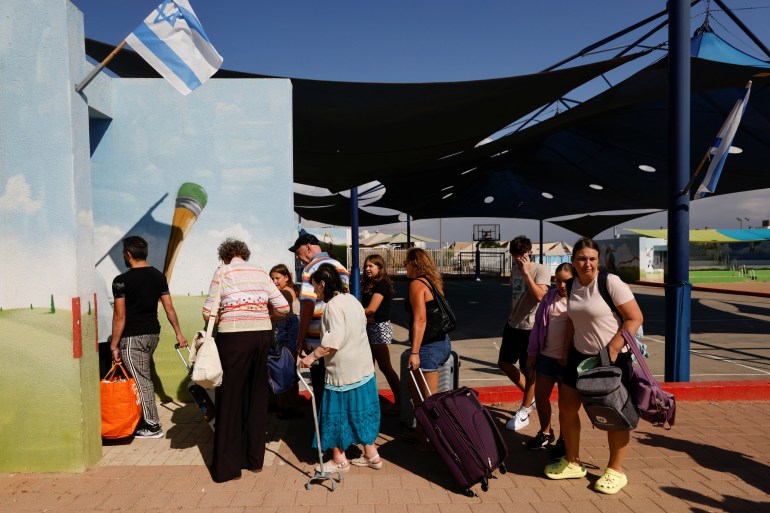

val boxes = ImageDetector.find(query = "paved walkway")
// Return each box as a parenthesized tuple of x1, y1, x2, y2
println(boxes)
(1, 282, 768, 512)
(2, 398, 769, 512)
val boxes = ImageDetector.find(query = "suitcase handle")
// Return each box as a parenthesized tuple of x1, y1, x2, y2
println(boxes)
(174, 343, 192, 372)
(408, 366, 433, 403)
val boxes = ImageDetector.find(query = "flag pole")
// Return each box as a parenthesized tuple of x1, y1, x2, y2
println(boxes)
(75, 40, 127, 93)
(678, 151, 710, 196)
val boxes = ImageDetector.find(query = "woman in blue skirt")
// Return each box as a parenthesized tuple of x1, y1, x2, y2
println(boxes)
(299, 263, 382, 472)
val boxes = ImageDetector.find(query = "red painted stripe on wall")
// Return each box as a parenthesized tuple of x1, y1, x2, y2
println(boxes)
(94, 292, 99, 352)
(72, 297, 82, 359)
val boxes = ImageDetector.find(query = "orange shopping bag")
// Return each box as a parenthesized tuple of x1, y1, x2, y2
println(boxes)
(100, 363, 142, 439)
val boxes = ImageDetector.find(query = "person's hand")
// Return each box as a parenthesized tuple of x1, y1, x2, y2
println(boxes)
(408, 353, 420, 371)
(176, 333, 188, 348)
(299, 354, 314, 368)
(517, 254, 531, 275)
(608, 344, 621, 365)
(111, 347, 121, 365)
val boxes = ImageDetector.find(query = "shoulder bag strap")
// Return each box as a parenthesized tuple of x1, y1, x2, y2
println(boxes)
(416, 275, 439, 298)
(204, 267, 225, 338)
(621, 328, 655, 383)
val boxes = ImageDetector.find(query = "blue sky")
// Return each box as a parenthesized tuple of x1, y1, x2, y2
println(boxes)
(70, 0, 770, 243)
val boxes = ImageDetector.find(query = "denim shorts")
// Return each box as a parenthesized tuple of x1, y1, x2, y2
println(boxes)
(419, 335, 451, 371)
(274, 316, 299, 352)
(535, 354, 565, 381)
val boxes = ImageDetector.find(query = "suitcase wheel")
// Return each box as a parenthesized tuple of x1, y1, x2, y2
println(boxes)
(481, 476, 489, 492)
(500, 463, 507, 474)
(463, 488, 476, 498)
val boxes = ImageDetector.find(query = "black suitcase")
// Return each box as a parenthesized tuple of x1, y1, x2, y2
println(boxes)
(410, 370, 508, 497)
(175, 343, 216, 429)
(399, 348, 459, 428)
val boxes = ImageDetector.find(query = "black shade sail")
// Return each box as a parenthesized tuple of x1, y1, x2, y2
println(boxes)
(85, 39, 647, 192)
(373, 52, 770, 221)
(548, 212, 663, 239)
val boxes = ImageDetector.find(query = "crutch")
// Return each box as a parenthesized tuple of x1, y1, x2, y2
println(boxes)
(297, 357, 342, 491)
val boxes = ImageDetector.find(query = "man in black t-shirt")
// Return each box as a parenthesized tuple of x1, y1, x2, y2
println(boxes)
(110, 236, 187, 439)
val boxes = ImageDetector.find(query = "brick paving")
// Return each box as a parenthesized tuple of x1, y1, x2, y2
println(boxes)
(1, 282, 768, 512)
(1, 398, 769, 512)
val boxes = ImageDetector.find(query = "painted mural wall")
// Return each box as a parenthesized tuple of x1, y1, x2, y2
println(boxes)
(90, 79, 295, 404)
(595, 236, 666, 283)
(1, 0, 295, 471)
(0, 0, 100, 472)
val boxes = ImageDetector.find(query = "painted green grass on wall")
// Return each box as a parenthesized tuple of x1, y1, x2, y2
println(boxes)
(154, 294, 212, 402)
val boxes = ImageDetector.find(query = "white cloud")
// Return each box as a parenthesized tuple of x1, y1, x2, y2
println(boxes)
(0, 175, 43, 213)
(93, 223, 125, 257)
(171, 223, 257, 294)
(77, 210, 93, 227)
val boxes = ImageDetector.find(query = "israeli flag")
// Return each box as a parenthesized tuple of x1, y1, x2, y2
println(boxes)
(125, 0, 223, 95)
(696, 81, 751, 198)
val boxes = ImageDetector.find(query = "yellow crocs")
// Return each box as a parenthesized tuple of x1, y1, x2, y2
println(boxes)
(544, 458, 587, 480)
(594, 468, 628, 494)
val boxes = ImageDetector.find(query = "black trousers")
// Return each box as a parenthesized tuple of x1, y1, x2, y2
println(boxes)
(211, 330, 271, 483)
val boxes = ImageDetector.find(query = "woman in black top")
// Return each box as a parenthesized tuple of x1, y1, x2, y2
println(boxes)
(361, 254, 400, 415)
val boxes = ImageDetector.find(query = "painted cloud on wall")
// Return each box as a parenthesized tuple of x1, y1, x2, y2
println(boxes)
(0, 175, 42, 213)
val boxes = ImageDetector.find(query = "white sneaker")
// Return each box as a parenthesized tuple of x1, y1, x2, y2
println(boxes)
(505, 400, 535, 431)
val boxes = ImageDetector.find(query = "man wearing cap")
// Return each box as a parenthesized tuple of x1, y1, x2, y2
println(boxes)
(289, 233, 350, 407)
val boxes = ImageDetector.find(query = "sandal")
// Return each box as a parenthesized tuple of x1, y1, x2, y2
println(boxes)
(350, 454, 383, 470)
(544, 458, 587, 480)
(594, 468, 627, 495)
(314, 459, 350, 474)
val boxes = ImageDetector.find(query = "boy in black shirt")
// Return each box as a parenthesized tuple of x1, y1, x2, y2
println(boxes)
(111, 236, 187, 438)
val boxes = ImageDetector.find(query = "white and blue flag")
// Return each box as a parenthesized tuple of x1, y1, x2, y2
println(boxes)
(696, 81, 751, 198)
(125, 0, 223, 95)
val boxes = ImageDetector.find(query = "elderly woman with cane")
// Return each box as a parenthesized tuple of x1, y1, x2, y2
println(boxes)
(300, 263, 383, 472)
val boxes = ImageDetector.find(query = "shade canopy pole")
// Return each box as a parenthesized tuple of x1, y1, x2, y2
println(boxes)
(350, 187, 360, 299)
(665, 0, 692, 382)
(539, 219, 544, 264)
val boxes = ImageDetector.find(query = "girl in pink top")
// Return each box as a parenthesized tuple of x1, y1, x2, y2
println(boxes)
(525, 262, 574, 457)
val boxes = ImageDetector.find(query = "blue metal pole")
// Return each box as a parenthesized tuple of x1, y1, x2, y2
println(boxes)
(665, 0, 691, 382)
(475, 242, 481, 281)
(406, 215, 411, 248)
(539, 219, 544, 264)
(350, 187, 360, 300)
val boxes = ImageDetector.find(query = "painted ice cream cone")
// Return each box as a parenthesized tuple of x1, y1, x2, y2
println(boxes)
(164, 183, 208, 283)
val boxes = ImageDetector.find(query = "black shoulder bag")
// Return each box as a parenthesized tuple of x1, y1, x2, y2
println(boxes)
(417, 276, 456, 343)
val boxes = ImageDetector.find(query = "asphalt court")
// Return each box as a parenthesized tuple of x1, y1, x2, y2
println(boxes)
(380, 279, 770, 386)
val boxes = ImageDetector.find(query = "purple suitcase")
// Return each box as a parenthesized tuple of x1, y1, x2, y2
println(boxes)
(410, 370, 508, 496)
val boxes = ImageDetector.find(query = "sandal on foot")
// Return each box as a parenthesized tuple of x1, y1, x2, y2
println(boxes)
(544, 458, 587, 480)
(350, 454, 383, 470)
(314, 459, 350, 474)
(594, 468, 627, 495)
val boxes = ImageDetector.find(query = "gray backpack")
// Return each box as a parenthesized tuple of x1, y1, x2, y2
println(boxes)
(576, 346, 639, 431)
